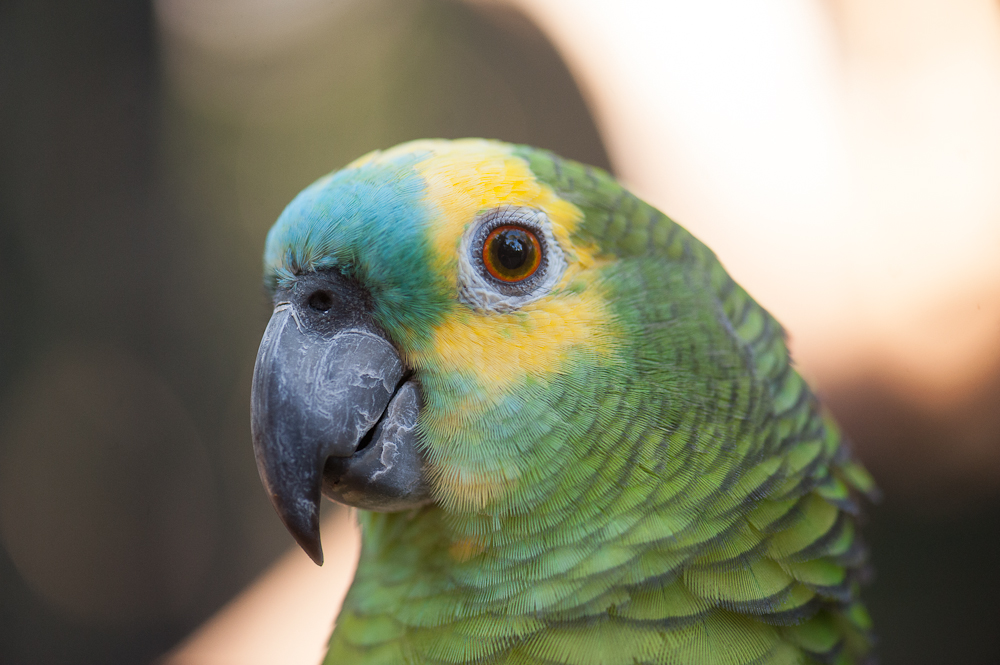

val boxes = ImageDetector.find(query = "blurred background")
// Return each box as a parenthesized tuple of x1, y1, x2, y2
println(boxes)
(1, 0, 998, 663)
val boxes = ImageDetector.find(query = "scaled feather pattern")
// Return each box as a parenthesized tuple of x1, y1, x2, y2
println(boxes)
(262, 139, 878, 665)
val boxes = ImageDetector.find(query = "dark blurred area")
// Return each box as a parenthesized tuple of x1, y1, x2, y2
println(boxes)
(0, 1, 997, 664)
(1, 0, 607, 662)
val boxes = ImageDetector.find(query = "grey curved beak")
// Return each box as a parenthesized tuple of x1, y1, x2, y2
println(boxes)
(251, 277, 431, 565)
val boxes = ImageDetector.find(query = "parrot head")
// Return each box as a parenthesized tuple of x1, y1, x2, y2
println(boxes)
(252, 139, 634, 564)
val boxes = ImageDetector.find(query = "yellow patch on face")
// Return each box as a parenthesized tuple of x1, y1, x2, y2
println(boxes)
(354, 141, 620, 509)
(414, 139, 597, 273)
(410, 277, 614, 389)
(400, 139, 616, 401)
(345, 137, 601, 276)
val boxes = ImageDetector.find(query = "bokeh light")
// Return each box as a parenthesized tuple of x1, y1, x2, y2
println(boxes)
(0, 345, 218, 624)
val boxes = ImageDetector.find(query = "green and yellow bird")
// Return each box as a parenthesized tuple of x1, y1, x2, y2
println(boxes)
(250, 139, 878, 665)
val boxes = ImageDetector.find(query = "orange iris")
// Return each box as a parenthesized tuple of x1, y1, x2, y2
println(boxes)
(482, 225, 542, 282)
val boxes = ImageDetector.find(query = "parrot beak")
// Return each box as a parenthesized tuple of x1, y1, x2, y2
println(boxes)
(250, 272, 431, 565)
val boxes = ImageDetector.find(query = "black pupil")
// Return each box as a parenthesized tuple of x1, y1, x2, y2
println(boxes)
(494, 229, 531, 270)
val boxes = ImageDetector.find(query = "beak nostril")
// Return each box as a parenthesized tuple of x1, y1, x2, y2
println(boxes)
(308, 290, 334, 312)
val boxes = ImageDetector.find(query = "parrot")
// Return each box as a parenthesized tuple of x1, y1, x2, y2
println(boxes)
(250, 138, 878, 665)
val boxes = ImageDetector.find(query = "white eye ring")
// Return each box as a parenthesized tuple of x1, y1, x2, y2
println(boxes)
(457, 206, 567, 313)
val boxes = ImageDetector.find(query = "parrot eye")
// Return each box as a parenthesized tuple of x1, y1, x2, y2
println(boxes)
(482, 225, 542, 282)
(458, 206, 567, 313)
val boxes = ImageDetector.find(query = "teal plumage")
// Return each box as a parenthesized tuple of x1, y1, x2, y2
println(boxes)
(260, 139, 877, 664)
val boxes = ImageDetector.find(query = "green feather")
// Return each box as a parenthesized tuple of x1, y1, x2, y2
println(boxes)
(266, 140, 876, 664)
